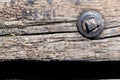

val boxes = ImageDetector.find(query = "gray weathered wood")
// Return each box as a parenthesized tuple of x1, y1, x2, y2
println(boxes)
(0, 0, 120, 61)
(0, 33, 120, 61)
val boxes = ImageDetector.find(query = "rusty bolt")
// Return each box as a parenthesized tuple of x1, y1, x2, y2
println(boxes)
(77, 11, 104, 39)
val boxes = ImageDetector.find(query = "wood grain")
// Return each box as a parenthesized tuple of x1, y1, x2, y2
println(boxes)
(0, 0, 120, 61)
(0, 33, 120, 61)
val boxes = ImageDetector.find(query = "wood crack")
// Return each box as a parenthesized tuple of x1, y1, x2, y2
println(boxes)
(96, 34, 120, 40)
(0, 20, 77, 29)
(0, 0, 120, 61)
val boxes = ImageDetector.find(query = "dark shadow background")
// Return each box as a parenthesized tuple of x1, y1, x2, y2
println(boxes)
(0, 60, 120, 79)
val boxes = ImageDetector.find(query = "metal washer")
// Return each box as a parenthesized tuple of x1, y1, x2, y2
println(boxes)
(77, 11, 104, 39)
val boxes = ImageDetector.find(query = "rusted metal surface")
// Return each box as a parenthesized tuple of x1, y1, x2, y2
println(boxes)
(77, 11, 104, 39)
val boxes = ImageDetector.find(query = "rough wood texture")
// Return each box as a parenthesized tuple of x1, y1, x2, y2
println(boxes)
(0, 0, 120, 61)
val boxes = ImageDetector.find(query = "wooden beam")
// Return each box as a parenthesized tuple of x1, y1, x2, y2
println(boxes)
(0, 0, 120, 61)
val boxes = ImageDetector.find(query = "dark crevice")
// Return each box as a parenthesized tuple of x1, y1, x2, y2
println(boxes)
(0, 25, 120, 40)
(0, 20, 77, 29)
(0, 31, 77, 37)
(95, 34, 120, 40)
(21, 31, 120, 40)
(0, 59, 120, 62)
(0, 31, 120, 40)
(104, 25, 120, 29)
(21, 31, 77, 36)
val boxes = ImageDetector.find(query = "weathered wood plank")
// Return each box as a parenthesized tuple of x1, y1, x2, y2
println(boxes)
(0, 0, 119, 38)
(0, 33, 120, 61)
(0, 21, 120, 39)
(0, 0, 119, 22)
(0, 22, 77, 35)
(0, 0, 120, 61)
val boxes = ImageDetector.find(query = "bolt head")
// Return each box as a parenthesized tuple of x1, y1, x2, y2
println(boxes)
(77, 11, 104, 39)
